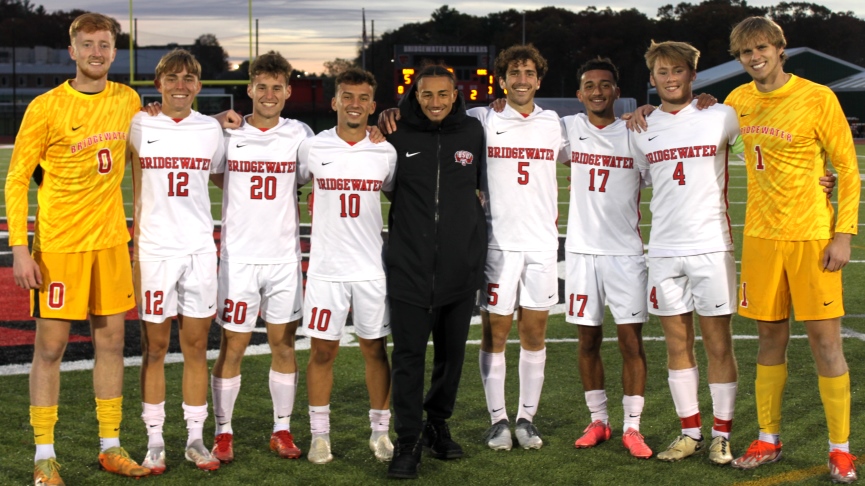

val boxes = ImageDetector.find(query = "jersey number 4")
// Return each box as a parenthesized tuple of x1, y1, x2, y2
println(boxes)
(672, 162, 686, 185)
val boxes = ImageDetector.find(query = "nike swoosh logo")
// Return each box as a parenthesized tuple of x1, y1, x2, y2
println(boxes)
(406, 152, 421, 157)
(277, 415, 290, 419)
(579, 136, 589, 141)
(492, 407, 504, 413)
(496, 131, 507, 135)
(628, 414, 640, 418)
(147, 140, 159, 144)
(322, 161, 334, 166)
(631, 311, 641, 316)
(522, 404, 535, 408)
(148, 425, 158, 428)
(740, 113, 750, 117)
(294, 307, 302, 313)
(72, 125, 83, 131)
(218, 422, 229, 426)
(548, 293, 555, 299)
(383, 323, 391, 327)
(127, 293, 133, 298)
(648, 136, 659, 141)
(715, 303, 726, 308)
(236, 143, 248, 148)
(824, 301, 834, 306)
(209, 303, 215, 309)
(114, 427, 120, 432)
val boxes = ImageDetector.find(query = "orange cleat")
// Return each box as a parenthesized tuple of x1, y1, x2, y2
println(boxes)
(98, 447, 151, 477)
(622, 428, 653, 459)
(34, 458, 64, 486)
(828, 449, 858, 484)
(574, 420, 611, 449)
(731, 440, 782, 469)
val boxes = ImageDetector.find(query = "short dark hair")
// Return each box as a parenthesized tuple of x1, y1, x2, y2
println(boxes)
(336, 67, 377, 94)
(577, 57, 619, 86)
(495, 44, 548, 80)
(414, 61, 456, 88)
(249, 51, 292, 83)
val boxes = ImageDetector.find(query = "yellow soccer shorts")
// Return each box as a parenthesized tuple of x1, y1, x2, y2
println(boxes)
(739, 235, 843, 322)
(31, 243, 135, 320)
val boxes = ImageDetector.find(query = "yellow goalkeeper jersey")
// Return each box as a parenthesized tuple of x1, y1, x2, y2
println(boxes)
(725, 75, 859, 241)
(5, 80, 140, 252)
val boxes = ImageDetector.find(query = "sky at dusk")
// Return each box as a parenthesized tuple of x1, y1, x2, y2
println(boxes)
(33, 0, 865, 74)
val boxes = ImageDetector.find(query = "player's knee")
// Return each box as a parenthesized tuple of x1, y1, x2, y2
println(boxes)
(35, 340, 67, 363)
(618, 340, 645, 362)
(310, 344, 337, 365)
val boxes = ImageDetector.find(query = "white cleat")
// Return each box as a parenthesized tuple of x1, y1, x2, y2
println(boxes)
(369, 431, 394, 462)
(308, 435, 333, 464)
(515, 418, 543, 450)
(485, 419, 513, 451)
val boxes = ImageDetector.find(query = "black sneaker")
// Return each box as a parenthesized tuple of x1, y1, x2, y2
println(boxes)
(423, 420, 464, 460)
(387, 436, 421, 479)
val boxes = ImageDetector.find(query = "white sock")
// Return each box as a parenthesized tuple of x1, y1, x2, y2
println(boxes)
(759, 432, 780, 445)
(830, 441, 850, 453)
(182, 402, 208, 447)
(480, 350, 508, 423)
(212, 374, 241, 436)
(709, 382, 737, 439)
(270, 369, 296, 433)
(100, 437, 121, 451)
(622, 395, 645, 432)
(141, 401, 166, 449)
(34, 444, 56, 463)
(517, 347, 546, 422)
(309, 404, 330, 436)
(668, 367, 701, 439)
(369, 409, 391, 433)
(585, 389, 609, 424)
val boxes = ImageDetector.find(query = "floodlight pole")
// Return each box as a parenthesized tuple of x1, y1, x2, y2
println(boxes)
(249, 0, 253, 64)
(129, 0, 134, 84)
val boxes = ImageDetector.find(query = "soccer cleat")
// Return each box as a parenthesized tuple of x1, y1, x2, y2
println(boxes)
(731, 440, 782, 469)
(622, 429, 653, 459)
(423, 420, 464, 459)
(575, 420, 612, 449)
(212, 433, 234, 463)
(369, 431, 394, 462)
(484, 419, 513, 451)
(515, 418, 543, 450)
(708, 436, 733, 465)
(141, 447, 166, 475)
(307, 435, 333, 464)
(98, 446, 151, 477)
(184, 439, 220, 471)
(657, 435, 704, 462)
(270, 430, 302, 459)
(34, 458, 64, 486)
(828, 450, 858, 484)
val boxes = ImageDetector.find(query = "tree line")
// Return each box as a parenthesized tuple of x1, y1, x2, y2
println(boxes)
(356, 1, 865, 105)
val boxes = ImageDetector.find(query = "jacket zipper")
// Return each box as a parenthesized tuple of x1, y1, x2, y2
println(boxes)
(430, 128, 442, 313)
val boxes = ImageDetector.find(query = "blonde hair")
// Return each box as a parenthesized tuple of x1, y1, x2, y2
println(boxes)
(644, 40, 700, 72)
(729, 16, 788, 63)
(155, 49, 201, 80)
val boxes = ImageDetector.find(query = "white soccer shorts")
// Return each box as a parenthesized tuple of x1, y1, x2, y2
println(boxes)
(646, 251, 737, 317)
(479, 249, 558, 315)
(215, 260, 304, 332)
(300, 277, 390, 341)
(134, 252, 218, 321)
(565, 252, 648, 326)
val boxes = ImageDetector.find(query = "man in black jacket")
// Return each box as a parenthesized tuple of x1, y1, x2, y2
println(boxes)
(381, 64, 487, 479)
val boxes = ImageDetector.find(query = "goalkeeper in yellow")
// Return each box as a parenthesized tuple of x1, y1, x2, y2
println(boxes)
(725, 17, 860, 484)
(5, 13, 150, 485)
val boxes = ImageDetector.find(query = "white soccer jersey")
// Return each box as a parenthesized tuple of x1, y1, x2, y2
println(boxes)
(129, 111, 225, 261)
(470, 104, 563, 251)
(220, 116, 313, 264)
(630, 100, 739, 257)
(297, 128, 397, 281)
(562, 115, 645, 256)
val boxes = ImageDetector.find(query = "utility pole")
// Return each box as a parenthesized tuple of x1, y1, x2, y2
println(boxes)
(362, 9, 367, 70)
(255, 19, 259, 58)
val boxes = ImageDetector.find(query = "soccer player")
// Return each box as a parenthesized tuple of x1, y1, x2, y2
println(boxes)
(207, 51, 312, 464)
(725, 17, 860, 483)
(128, 49, 225, 473)
(5, 12, 151, 485)
(629, 41, 741, 465)
(377, 64, 487, 479)
(296, 67, 397, 465)
(562, 58, 652, 459)
(472, 44, 562, 451)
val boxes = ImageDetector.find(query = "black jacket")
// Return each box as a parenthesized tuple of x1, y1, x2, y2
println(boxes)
(385, 83, 487, 308)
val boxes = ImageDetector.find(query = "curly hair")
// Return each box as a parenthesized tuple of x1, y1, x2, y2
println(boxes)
(494, 44, 548, 80)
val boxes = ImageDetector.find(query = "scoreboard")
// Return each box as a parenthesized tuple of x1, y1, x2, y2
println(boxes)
(393, 45, 496, 103)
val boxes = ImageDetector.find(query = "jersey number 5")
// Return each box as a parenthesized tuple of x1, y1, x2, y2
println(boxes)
(517, 162, 530, 185)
